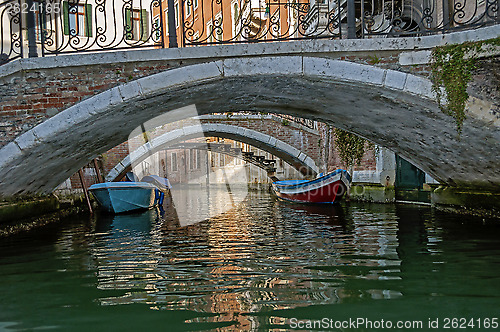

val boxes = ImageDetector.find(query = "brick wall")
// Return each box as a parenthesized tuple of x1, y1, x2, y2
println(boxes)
(0, 61, 178, 148)
(318, 123, 377, 174)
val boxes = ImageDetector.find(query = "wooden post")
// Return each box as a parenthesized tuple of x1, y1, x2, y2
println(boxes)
(78, 169, 93, 214)
(93, 159, 103, 183)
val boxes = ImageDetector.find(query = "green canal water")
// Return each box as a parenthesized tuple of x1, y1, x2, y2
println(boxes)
(0, 189, 499, 331)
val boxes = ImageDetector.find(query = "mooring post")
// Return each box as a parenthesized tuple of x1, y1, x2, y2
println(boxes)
(78, 169, 93, 214)
(93, 159, 103, 183)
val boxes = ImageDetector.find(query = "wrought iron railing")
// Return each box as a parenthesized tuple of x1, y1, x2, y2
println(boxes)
(1, 0, 164, 64)
(273, 113, 318, 130)
(0, 0, 498, 65)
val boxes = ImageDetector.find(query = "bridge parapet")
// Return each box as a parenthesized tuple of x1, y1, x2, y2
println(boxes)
(0, 25, 498, 150)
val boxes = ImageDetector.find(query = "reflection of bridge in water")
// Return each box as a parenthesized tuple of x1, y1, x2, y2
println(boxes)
(86, 190, 488, 330)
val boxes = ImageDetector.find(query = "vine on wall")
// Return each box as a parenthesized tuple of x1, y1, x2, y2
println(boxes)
(430, 37, 500, 133)
(333, 128, 374, 171)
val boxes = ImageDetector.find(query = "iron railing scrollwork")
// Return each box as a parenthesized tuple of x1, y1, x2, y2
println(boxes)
(1, 0, 24, 64)
(361, 0, 499, 37)
(1, 0, 164, 64)
(273, 113, 318, 130)
(180, 0, 498, 45)
(0, 0, 498, 65)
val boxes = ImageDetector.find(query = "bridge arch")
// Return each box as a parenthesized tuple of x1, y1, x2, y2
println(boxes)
(106, 124, 319, 181)
(0, 55, 498, 195)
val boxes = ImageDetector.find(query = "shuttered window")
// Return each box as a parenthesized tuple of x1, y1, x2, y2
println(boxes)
(125, 8, 149, 41)
(63, 2, 92, 37)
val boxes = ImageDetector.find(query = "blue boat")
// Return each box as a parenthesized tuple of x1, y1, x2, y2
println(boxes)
(89, 182, 159, 214)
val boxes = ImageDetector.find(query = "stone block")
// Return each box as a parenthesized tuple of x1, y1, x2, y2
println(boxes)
(303, 156, 319, 173)
(350, 184, 396, 203)
(398, 50, 431, 66)
(105, 168, 119, 182)
(118, 81, 144, 101)
(383, 70, 407, 90)
(242, 128, 272, 145)
(274, 139, 301, 158)
(223, 56, 302, 77)
(403, 74, 434, 99)
(0, 142, 22, 169)
(304, 58, 386, 86)
(138, 61, 224, 95)
(13, 130, 39, 151)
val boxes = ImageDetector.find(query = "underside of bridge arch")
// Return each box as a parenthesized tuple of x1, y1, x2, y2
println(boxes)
(0, 56, 498, 196)
(105, 124, 319, 182)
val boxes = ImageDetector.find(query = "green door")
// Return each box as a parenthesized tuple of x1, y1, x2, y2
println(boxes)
(395, 154, 425, 190)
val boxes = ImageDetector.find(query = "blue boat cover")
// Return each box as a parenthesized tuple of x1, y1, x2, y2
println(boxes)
(141, 175, 171, 191)
(126, 172, 140, 182)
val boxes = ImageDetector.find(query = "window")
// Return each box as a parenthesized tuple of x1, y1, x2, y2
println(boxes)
(152, 16, 161, 41)
(164, 9, 169, 35)
(164, 3, 179, 35)
(185, 0, 191, 17)
(207, 20, 213, 43)
(175, 2, 179, 27)
(30, 2, 47, 42)
(171, 152, 178, 171)
(196, 150, 201, 169)
(190, 31, 200, 42)
(214, 12, 222, 41)
(63, 2, 92, 37)
(231, 1, 238, 38)
(189, 149, 196, 170)
(207, 12, 222, 43)
(125, 8, 149, 41)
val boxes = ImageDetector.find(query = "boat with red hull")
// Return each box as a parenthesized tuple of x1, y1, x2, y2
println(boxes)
(271, 169, 351, 204)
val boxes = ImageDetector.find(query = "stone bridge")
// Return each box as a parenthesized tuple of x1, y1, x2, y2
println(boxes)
(0, 26, 499, 196)
(102, 117, 321, 181)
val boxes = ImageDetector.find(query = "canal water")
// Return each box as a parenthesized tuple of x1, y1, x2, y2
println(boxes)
(0, 189, 499, 331)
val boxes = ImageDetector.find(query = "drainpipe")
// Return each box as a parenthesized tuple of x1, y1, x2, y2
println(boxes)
(346, 0, 356, 39)
(26, 0, 38, 57)
(167, 0, 178, 47)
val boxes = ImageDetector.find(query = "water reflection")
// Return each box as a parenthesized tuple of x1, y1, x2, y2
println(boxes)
(1, 190, 499, 331)
(88, 191, 409, 328)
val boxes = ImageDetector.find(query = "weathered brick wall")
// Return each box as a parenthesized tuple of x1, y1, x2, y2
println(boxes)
(317, 123, 377, 174)
(0, 61, 183, 148)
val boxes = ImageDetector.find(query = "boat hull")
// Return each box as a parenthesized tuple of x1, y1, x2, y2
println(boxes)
(89, 182, 158, 214)
(272, 170, 351, 204)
